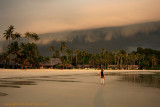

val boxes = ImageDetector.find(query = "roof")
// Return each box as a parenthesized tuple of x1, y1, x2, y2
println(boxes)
(40, 58, 62, 66)
(127, 65, 139, 68)
(66, 64, 74, 67)
(108, 65, 118, 67)
(77, 64, 91, 68)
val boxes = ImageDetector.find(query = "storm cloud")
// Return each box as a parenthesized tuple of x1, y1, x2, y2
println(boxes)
(35, 21, 160, 56)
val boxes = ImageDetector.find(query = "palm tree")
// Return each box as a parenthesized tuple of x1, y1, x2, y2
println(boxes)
(3, 25, 15, 45)
(116, 51, 121, 69)
(75, 49, 79, 65)
(136, 53, 142, 68)
(104, 51, 110, 69)
(142, 53, 145, 61)
(7, 41, 21, 68)
(19, 43, 39, 68)
(49, 46, 54, 52)
(13, 32, 21, 41)
(53, 50, 60, 58)
(19, 43, 29, 69)
(25, 32, 39, 42)
(113, 50, 118, 65)
(59, 42, 67, 57)
(49, 46, 54, 57)
(95, 54, 101, 69)
(65, 49, 70, 62)
(125, 54, 129, 69)
(64, 48, 73, 64)
(101, 48, 106, 56)
(150, 55, 158, 67)
(119, 50, 127, 69)
(100, 48, 106, 68)
(69, 49, 74, 64)
(120, 53, 123, 69)
(129, 52, 138, 70)
(0, 52, 9, 68)
(3, 25, 16, 66)
(32, 33, 40, 41)
(28, 43, 39, 67)
(81, 50, 87, 65)
(25, 32, 32, 42)
(89, 53, 95, 68)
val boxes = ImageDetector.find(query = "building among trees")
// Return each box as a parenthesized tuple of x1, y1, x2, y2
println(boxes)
(40, 58, 62, 69)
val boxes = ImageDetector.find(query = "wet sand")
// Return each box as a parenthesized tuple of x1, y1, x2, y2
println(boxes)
(0, 69, 160, 107)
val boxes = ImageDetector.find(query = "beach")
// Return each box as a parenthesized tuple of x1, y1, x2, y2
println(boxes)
(0, 69, 160, 107)
(0, 69, 160, 78)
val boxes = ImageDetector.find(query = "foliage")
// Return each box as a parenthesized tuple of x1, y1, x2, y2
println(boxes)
(0, 25, 47, 69)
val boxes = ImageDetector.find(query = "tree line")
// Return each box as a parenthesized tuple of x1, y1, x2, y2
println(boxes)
(50, 43, 160, 69)
(0, 25, 160, 69)
(0, 25, 49, 68)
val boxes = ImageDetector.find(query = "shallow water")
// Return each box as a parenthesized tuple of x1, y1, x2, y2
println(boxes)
(0, 71, 160, 107)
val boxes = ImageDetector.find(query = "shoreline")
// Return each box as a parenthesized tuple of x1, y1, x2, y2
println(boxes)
(0, 68, 160, 72)
(0, 68, 160, 79)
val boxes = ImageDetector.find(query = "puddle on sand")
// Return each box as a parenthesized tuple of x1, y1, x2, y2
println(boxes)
(0, 85, 20, 88)
(2, 81, 37, 85)
(0, 92, 8, 96)
(105, 72, 160, 88)
(28, 79, 81, 83)
(0, 80, 37, 96)
(120, 73, 160, 88)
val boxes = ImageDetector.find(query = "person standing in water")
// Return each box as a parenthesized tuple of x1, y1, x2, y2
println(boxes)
(100, 68, 105, 85)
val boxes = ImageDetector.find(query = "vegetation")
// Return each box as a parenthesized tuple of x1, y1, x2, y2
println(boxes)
(50, 45, 160, 70)
(0, 25, 160, 69)
(0, 25, 48, 69)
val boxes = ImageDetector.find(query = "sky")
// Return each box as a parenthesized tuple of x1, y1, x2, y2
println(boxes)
(0, 0, 160, 40)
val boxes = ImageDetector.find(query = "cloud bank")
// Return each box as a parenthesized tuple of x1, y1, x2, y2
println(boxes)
(37, 21, 160, 44)
(0, 21, 160, 56)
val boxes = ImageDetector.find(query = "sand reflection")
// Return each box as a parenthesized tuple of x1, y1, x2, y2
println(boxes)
(94, 86, 105, 107)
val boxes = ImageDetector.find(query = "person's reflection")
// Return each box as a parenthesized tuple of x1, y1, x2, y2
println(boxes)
(94, 87, 105, 107)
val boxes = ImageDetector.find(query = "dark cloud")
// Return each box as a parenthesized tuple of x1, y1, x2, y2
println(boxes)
(36, 21, 160, 56)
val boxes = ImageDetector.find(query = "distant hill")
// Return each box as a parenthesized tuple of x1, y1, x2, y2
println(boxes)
(37, 21, 160, 56)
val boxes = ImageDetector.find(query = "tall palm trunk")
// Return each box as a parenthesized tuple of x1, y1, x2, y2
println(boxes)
(152, 59, 154, 67)
(138, 58, 140, 67)
(66, 55, 68, 62)
(8, 37, 11, 45)
(120, 57, 123, 69)
(70, 56, 72, 64)
(114, 55, 117, 65)
(76, 54, 78, 65)
(83, 57, 84, 65)
(93, 61, 95, 68)
(117, 57, 120, 69)
(8, 37, 11, 66)
(12, 54, 16, 69)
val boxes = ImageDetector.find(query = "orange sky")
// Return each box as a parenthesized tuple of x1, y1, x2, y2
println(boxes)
(0, 0, 160, 37)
